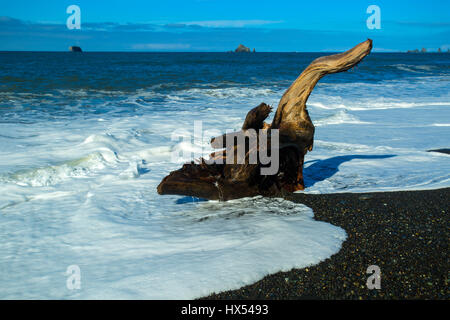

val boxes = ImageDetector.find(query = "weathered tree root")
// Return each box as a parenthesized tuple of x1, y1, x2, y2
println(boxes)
(157, 39, 373, 200)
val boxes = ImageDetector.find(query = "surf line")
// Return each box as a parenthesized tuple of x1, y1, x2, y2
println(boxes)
(181, 304, 215, 318)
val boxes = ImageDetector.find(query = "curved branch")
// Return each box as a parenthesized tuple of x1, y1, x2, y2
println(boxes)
(272, 39, 373, 128)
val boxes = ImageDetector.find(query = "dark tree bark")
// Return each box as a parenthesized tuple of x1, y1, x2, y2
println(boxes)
(157, 39, 373, 200)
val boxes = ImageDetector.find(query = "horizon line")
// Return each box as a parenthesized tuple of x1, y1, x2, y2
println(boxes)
(0, 50, 422, 53)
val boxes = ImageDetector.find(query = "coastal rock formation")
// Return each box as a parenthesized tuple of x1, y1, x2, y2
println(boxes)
(407, 48, 441, 53)
(158, 39, 373, 200)
(69, 46, 82, 52)
(235, 44, 251, 53)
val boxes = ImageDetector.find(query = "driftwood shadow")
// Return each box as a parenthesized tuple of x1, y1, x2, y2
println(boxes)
(304, 154, 396, 188)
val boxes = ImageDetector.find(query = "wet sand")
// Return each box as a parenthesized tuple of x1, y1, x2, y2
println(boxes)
(203, 187, 449, 299)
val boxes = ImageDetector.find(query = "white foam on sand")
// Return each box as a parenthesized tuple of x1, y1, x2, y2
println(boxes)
(0, 113, 348, 299)
(0, 74, 449, 299)
(0, 195, 346, 299)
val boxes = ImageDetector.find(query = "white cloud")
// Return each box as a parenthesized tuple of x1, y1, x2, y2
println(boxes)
(131, 43, 191, 50)
(180, 20, 283, 28)
(372, 47, 399, 52)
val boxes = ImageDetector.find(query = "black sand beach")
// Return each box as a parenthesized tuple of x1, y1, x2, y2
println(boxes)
(203, 187, 449, 299)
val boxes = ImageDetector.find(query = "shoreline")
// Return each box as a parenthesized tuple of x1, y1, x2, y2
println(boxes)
(202, 187, 449, 299)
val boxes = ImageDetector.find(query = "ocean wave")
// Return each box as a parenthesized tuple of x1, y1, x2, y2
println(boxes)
(432, 123, 450, 127)
(309, 100, 450, 111)
(318, 75, 449, 89)
(391, 64, 436, 73)
(314, 110, 371, 126)
(0, 152, 111, 187)
(176, 87, 277, 100)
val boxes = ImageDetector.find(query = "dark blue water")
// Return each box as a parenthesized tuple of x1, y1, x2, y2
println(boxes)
(1, 52, 449, 121)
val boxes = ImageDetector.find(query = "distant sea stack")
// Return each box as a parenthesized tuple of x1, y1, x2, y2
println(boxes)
(406, 47, 447, 53)
(406, 48, 427, 53)
(235, 44, 251, 53)
(69, 46, 82, 52)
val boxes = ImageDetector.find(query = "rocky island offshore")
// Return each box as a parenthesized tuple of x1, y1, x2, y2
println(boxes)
(233, 44, 255, 53)
(407, 47, 449, 53)
(69, 46, 82, 52)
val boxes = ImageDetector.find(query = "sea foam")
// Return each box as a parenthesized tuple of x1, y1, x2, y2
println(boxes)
(0, 52, 449, 299)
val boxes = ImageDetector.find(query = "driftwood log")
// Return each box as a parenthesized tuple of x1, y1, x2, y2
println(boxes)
(157, 39, 373, 200)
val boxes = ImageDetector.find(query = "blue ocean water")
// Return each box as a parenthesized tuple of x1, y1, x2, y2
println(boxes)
(0, 51, 449, 299)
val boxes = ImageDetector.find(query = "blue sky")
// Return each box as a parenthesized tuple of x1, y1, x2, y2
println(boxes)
(0, 0, 449, 51)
